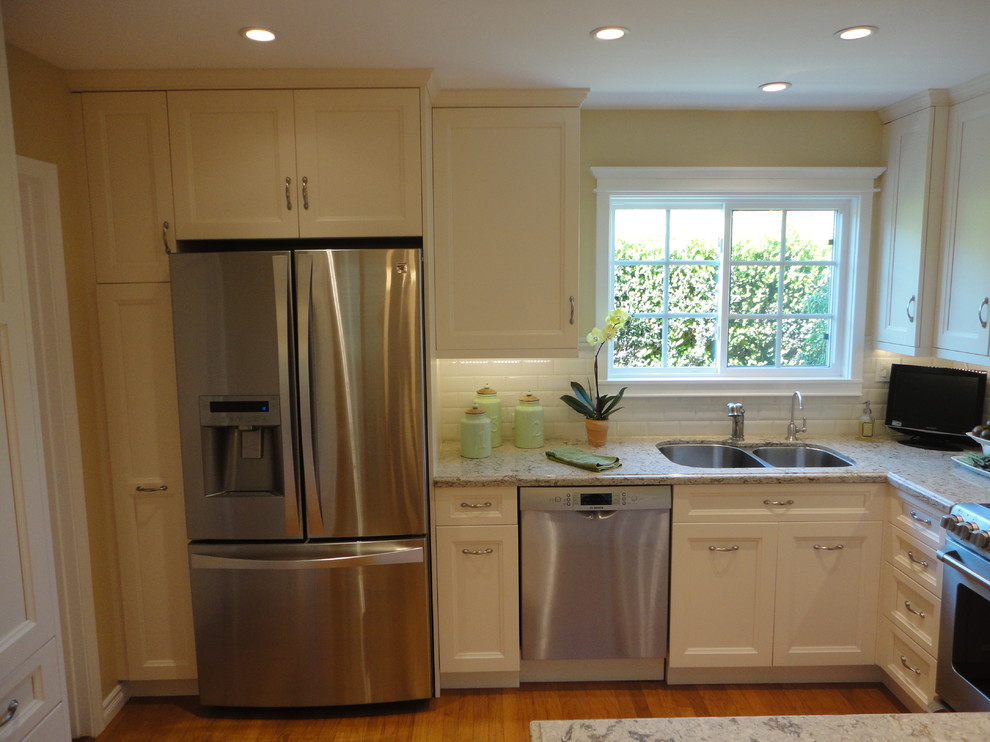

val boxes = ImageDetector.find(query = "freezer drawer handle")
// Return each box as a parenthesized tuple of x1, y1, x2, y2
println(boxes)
(460, 501, 493, 509)
(461, 548, 494, 555)
(190, 546, 424, 571)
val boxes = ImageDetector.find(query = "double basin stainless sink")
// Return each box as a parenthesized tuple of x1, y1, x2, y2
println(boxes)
(657, 442, 854, 469)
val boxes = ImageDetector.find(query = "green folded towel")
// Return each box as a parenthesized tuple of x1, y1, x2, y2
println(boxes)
(545, 446, 621, 472)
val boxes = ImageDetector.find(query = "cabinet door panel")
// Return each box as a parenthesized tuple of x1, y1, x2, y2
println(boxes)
(82, 92, 174, 282)
(97, 283, 196, 680)
(168, 90, 298, 239)
(773, 521, 881, 666)
(874, 107, 945, 353)
(669, 523, 776, 668)
(294, 89, 421, 237)
(433, 107, 578, 353)
(436, 525, 519, 674)
(936, 93, 990, 358)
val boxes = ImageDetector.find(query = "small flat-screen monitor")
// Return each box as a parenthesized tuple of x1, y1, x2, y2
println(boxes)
(885, 364, 987, 451)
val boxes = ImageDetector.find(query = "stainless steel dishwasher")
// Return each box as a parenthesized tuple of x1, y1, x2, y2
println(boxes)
(519, 484, 671, 681)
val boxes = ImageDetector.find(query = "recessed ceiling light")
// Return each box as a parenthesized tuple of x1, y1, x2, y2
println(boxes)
(759, 81, 792, 93)
(240, 27, 277, 42)
(835, 25, 878, 41)
(590, 26, 629, 41)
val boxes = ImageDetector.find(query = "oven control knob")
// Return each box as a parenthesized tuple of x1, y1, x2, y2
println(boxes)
(969, 530, 990, 549)
(953, 521, 979, 538)
(941, 514, 964, 530)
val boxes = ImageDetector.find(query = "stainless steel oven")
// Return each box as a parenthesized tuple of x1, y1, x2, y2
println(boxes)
(937, 503, 990, 711)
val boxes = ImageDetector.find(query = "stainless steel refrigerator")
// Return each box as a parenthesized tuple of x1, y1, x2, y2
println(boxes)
(169, 242, 432, 707)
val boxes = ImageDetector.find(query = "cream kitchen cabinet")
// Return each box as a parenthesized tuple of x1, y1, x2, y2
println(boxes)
(873, 103, 947, 355)
(82, 91, 175, 282)
(668, 484, 883, 678)
(432, 103, 580, 355)
(935, 91, 990, 362)
(434, 487, 519, 687)
(96, 282, 196, 681)
(877, 489, 945, 710)
(168, 88, 422, 240)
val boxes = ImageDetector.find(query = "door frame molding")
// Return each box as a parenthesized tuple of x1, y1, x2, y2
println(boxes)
(18, 155, 108, 737)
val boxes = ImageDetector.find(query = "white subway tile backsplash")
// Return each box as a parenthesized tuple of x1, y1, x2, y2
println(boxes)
(434, 352, 990, 441)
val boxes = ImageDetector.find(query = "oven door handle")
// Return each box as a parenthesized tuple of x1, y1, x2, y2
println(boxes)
(938, 549, 990, 591)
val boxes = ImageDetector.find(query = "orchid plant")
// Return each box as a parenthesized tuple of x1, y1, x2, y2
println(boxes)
(560, 308, 630, 420)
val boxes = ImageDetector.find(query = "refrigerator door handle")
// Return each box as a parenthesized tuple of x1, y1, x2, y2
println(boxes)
(273, 253, 301, 537)
(190, 546, 425, 571)
(295, 252, 324, 535)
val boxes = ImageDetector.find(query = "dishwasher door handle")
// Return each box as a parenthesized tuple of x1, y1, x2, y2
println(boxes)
(578, 510, 618, 520)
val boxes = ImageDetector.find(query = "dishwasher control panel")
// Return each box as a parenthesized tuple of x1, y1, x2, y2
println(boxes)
(519, 484, 671, 511)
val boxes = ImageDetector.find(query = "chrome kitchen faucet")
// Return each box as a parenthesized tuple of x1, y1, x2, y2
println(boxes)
(727, 403, 745, 441)
(786, 391, 808, 441)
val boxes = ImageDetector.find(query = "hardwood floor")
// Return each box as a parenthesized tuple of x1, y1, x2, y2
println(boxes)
(86, 682, 905, 742)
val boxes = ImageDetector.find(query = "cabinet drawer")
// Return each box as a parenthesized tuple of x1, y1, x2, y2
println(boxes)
(881, 562, 941, 656)
(434, 487, 517, 526)
(887, 491, 945, 550)
(878, 618, 937, 709)
(674, 483, 884, 523)
(0, 640, 65, 742)
(884, 522, 943, 596)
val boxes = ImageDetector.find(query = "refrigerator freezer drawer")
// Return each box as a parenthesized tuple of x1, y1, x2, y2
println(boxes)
(188, 538, 433, 707)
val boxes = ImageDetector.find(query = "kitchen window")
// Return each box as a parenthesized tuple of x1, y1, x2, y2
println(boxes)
(593, 167, 884, 396)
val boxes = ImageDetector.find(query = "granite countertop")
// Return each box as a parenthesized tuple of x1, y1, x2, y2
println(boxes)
(529, 713, 990, 742)
(434, 435, 990, 512)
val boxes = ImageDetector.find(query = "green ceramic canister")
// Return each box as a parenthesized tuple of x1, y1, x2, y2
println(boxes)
(473, 385, 502, 447)
(460, 405, 492, 458)
(513, 393, 544, 448)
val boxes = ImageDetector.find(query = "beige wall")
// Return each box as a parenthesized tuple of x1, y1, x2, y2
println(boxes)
(5, 44, 123, 699)
(579, 109, 884, 329)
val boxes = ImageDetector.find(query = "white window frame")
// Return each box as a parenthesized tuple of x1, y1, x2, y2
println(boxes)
(593, 166, 885, 397)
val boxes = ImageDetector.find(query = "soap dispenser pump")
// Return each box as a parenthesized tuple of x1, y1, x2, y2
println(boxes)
(857, 401, 875, 440)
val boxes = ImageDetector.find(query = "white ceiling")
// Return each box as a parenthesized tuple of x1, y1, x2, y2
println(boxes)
(3, 0, 990, 109)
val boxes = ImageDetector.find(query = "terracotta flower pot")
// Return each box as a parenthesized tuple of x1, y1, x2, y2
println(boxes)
(585, 418, 609, 447)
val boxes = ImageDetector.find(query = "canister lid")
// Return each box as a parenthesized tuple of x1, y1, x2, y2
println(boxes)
(465, 405, 487, 415)
(476, 385, 497, 395)
(519, 393, 539, 402)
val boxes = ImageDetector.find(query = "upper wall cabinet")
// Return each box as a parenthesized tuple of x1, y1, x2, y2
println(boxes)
(873, 105, 947, 355)
(82, 92, 175, 282)
(167, 88, 422, 240)
(433, 103, 581, 355)
(935, 91, 990, 361)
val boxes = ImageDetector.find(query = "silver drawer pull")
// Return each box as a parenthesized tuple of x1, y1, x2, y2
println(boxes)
(0, 700, 18, 728)
(909, 510, 932, 526)
(907, 550, 930, 568)
(135, 485, 168, 492)
(900, 655, 922, 675)
(904, 600, 927, 618)
(460, 501, 493, 509)
(813, 543, 844, 551)
(708, 545, 739, 552)
(461, 548, 494, 555)
(763, 499, 795, 506)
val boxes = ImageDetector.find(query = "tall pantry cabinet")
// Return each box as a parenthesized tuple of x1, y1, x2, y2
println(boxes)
(81, 92, 196, 682)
